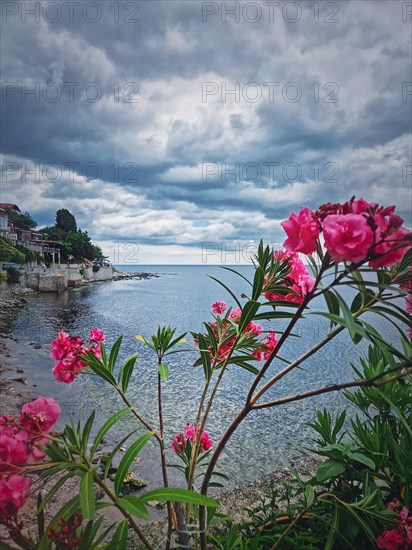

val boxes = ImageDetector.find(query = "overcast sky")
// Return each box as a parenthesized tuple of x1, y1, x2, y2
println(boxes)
(1, 0, 411, 264)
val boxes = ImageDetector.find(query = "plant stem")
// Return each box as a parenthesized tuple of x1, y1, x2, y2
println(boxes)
(91, 469, 154, 550)
(157, 369, 177, 548)
(252, 362, 412, 410)
(116, 386, 161, 443)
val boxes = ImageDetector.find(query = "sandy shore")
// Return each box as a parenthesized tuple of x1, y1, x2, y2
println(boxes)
(0, 286, 320, 548)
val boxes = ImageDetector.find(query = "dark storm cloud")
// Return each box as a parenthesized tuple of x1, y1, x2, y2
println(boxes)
(1, 0, 411, 255)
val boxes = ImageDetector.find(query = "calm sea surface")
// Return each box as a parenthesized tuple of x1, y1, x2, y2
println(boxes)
(12, 265, 403, 485)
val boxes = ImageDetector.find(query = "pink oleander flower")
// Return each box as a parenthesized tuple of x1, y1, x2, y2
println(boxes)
(51, 328, 105, 383)
(0, 475, 31, 514)
(212, 301, 226, 314)
(184, 424, 214, 452)
(369, 227, 411, 268)
(281, 207, 320, 254)
(265, 251, 315, 305)
(52, 358, 84, 384)
(376, 529, 405, 550)
(376, 500, 412, 549)
(50, 331, 71, 360)
(19, 397, 61, 433)
(172, 425, 213, 455)
(323, 213, 374, 263)
(89, 328, 105, 342)
(171, 433, 185, 454)
(262, 331, 279, 361)
(0, 425, 28, 472)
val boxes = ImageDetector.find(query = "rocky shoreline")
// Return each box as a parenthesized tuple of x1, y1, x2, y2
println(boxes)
(112, 270, 159, 281)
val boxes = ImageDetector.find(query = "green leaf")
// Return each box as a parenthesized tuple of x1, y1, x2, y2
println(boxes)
(90, 408, 131, 458)
(114, 432, 153, 496)
(81, 410, 96, 454)
(104, 431, 138, 480)
(80, 471, 95, 520)
(158, 363, 169, 382)
(36, 472, 73, 514)
(252, 267, 264, 300)
(334, 291, 360, 342)
(120, 353, 138, 393)
(347, 452, 375, 470)
(107, 520, 129, 550)
(83, 352, 117, 387)
(304, 485, 315, 508)
(139, 488, 219, 508)
(108, 336, 123, 373)
(324, 289, 340, 323)
(316, 458, 346, 482)
(208, 275, 242, 309)
(117, 495, 149, 519)
(324, 503, 339, 550)
(238, 300, 260, 333)
(197, 333, 212, 382)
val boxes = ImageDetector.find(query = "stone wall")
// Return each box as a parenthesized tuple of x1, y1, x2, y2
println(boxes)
(20, 265, 113, 292)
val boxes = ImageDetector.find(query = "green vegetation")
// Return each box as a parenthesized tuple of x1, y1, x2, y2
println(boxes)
(209, 344, 412, 549)
(40, 208, 105, 262)
(6, 266, 21, 284)
(5, 208, 37, 230)
(0, 236, 25, 264)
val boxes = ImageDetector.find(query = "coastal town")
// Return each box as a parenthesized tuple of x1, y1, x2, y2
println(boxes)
(0, 203, 156, 292)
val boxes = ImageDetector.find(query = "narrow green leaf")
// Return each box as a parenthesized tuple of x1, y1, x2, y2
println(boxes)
(197, 333, 212, 382)
(158, 363, 169, 382)
(86, 357, 117, 387)
(252, 267, 264, 301)
(208, 275, 242, 309)
(104, 431, 137, 480)
(238, 300, 260, 333)
(114, 432, 153, 496)
(304, 485, 315, 508)
(107, 520, 129, 550)
(80, 471, 95, 520)
(120, 353, 138, 393)
(91, 408, 131, 458)
(324, 504, 339, 550)
(117, 495, 149, 519)
(81, 410, 95, 454)
(36, 473, 73, 514)
(139, 488, 219, 508)
(108, 336, 123, 373)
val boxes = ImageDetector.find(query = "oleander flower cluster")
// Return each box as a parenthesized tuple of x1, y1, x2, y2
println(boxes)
(376, 499, 412, 550)
(0, 397, 61, 525)
(264, 250, 315, 305)
(50, 328, 105, 383)
(208, 301, 279, 362)
(282, 197, 411, 265)
(172, 424, 213, 454)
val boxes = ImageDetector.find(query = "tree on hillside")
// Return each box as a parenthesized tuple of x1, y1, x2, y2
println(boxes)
(6, 209, 37, 230)
(56, 209, 77, 232)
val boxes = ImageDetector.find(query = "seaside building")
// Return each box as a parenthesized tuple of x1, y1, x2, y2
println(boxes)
(0, 204, 61, 265)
